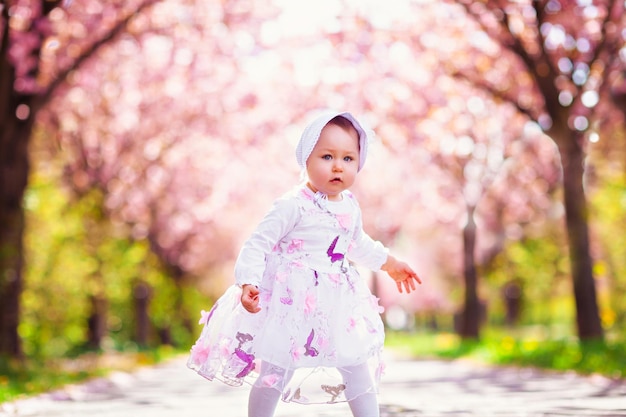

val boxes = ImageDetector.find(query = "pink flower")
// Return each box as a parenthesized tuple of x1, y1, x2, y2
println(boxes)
(328, 273, 342, 286)
(317, 334, 329, 351)
(335, 214, 352, 230)
(290, 340, 305, 362)
(347, 317, 357, 332)
(304, 291, 317, 316)
(262, 373, 282, 387)
(370, 295, 385, 313)
(198, 309, 212, 325)
(287, 239, 304, 253)
(190, 341, 210, 363)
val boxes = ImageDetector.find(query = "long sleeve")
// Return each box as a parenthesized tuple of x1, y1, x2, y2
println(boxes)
(347, 206, 389, 271)
(234, 196, 300, 287)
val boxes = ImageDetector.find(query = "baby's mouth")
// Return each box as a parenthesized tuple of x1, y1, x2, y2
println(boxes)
(330, 177, 342, 183)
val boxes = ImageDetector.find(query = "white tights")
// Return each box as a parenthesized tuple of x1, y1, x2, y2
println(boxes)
(247, 362, 379, 417)
(339, 363, 380, 417)
(247, 363, 293, 417)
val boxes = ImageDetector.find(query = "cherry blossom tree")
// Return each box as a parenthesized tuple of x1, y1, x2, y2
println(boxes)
(248, 3, 567, 340)
(38, 0, 291, 348)
(419, 87, 561, 338)
(442, 0, 626, 340)
(0, 0, 179, 356)
(5, 0, 622, 358)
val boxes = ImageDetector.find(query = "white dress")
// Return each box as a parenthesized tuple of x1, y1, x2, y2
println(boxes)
(187, 185, 388, 404)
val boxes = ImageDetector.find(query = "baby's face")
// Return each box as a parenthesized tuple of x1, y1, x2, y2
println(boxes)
(306, 123, 360, 201)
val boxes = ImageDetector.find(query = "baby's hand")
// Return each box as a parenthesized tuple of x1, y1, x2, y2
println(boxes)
(381, 255, 422, 294)
(241, 284, 261, 313)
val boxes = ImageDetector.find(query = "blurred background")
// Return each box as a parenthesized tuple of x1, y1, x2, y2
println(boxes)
(1, 0, 625, 398)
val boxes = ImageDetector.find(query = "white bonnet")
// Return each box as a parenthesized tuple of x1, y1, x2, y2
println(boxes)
(295, 110, 370, 172)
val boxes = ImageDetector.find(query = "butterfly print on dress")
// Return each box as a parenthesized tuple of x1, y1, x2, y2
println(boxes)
(236, 332, 253, 346)
(233, 332, 255, 378)
(304, 329, 319, 357)
(285, 387, 307, 403)
(234, 348, 255, 378)
(321, 384, 346, 402)
(326, 236, 344, 263)
(280, 287, 293, 305)
(293, 387, 303, 400)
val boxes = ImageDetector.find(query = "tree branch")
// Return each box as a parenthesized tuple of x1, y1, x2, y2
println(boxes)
(35, 0, 163, 112)
(450, 70, 537, 121)
(449, 0, 561, 123)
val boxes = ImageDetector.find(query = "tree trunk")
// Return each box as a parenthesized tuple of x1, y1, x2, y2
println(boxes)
(1, 0, 163, 358)
(459, 205, 480, 339)
(502, 281, 522, 326)
(86, 294, 108, 349)
(0, 52, 34, 357)
(134, 280, 152, 347)
(0, 205, 25, 357)
(557, 133, 604, 340)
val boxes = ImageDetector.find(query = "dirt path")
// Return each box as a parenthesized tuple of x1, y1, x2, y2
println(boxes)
(2, 353, 624, 416)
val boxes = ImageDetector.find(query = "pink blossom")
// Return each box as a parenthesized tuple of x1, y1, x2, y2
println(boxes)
(370, 296, 385, 313)
(290, 340, 305, 362)
(190, 341, 210, 363)
(199, 309, 211, 325)
(304, 291, 317, 315)
(262, 373, 282, 387)
(291, 260, 304, 268)
(347, 317, 357, 332)
(317, 334, 329, 350)
(287, 239, 304, 253)
(328, 273, 342, 285)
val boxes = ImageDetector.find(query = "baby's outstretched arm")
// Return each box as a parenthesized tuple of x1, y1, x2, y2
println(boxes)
(381, 255, 422, 294)
(241, 284, 261, 313)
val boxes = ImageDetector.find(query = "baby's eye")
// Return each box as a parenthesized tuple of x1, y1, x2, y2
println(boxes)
(322, 154, 332, 160)
(344, 156, 354, 162)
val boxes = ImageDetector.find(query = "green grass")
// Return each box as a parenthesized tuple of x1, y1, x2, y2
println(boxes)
(0, 346, 181, 404)
(385, 330, 626, 379)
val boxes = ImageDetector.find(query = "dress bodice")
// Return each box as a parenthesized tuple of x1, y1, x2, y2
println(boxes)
(234, 185, 387, 287)
(269, 188, 358, 273)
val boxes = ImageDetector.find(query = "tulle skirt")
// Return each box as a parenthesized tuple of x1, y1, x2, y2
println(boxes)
(187, 262, 386, 404)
